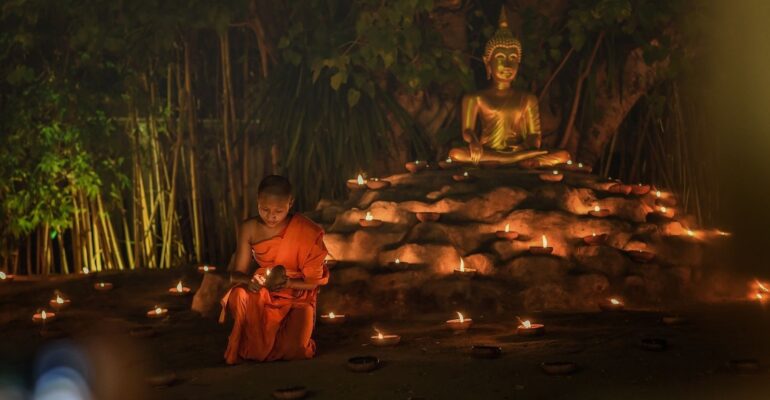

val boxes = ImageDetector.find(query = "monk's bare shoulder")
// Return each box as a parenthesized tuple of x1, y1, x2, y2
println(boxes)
(239, 217, 266, 244)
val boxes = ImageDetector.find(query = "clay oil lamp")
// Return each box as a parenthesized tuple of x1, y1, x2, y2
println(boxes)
(0, 271, 15, 282)
(656, 205, 675, 219)
(388, 258, 412, 269)
(146, 305, 168, 319)
(529, 235, 553, 256)
(632, 183, 651, 196)
(439, 157, 458, 170)
(583, 231, 608, 246)
(323, 257, 338, 268)
(320, 311, 346, 325)
(94, 282, 113, 291)
(359, 211, 383, 228)
(626, 248, 655, 263)
(272, 386, 308, 400)
(608, 183, 632, 195)
(750, 280, 770, 303)
(366, 177, 390, 190)
(346, 174, 367, 190)
(452, 171, 473, 182)
(415, 211, 440, 223)
(471, 345, 503, 359)
(49, 291, 71, 311)
(639, 337, 668, 352)
(32, 309, 56, 324)
(453, 257, 477, 276)
(516, 318, 545, 337)
(588, 205, 610, 218)
(598, 297, 625, 311)
(541, 361, 578, 375)
(446, 312, 472, 332)
(347, 356, 380, 372)
(168, 280, 191, 296)
(495, 223, 519, 240)
(370, 329, 400, 346)
(198, 264, 217, 273)
(727, 358, 761, 373)
(405, 160, 427, 173)
(539, 170, 564, 183)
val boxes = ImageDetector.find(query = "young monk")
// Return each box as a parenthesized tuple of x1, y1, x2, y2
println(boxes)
(220, 175, 329, 364)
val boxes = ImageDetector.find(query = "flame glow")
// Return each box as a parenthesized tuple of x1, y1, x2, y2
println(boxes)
(459, 258, 465, 272)
(660, 206, 668, 213)
(357, 174, 364, 185)
(266, 268, 271, 276)
(521, 320, 532, 329)
(0, 271, 6, 279)
(757, 280, 769, 293)
(154, 306, 162, 315)
(82, 268, 89, 274)
(610, 298, 621, 305)
(686, 229, 695, 237)
(504, 223, 510, 233)
(463, 171, 469, 177)
(457, 312, 465, 323)
(567, 160, 573, 165)
(56, 294, 64, 304)
(578, 162, 584, 168)
(41, 310, 47, 320)
(99, 283, 105, 287)
(176, 281, 183, 292)
(542, 234, 548, 248)
(395, 258, 400, 264)
(365, 211, 373, 221)
(594, 205, 600, 212)
(656, 190, 661, 198)
(592, 231, 596, 237)
(203, 265, 209, 272)
(552, 170, 559, 175)
(415, 160, 420, 165)
(329, 312, 336, 319)
(446, 157, 452, 163)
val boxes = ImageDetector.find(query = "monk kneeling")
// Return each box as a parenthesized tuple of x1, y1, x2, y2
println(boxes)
(220, 175, 329, 364)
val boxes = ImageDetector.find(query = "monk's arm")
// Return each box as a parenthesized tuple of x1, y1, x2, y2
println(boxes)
(285, 279, 317, 290)
(229, 221, 261, 288)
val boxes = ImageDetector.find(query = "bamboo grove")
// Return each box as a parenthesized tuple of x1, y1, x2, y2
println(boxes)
(1, 0, 712, 276)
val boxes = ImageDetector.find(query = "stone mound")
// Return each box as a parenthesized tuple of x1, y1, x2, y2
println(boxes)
(307, 165, 725, 315)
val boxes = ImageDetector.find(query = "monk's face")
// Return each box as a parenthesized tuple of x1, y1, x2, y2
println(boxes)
(257, 193, 293, 227)
(486, 47, 520, 83)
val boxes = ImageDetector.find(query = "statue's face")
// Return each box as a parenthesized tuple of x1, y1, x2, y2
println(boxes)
(486, 47, 520, 83)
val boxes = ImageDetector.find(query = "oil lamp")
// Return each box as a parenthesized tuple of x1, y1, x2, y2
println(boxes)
(539, 170, 564, 182)
(370, 329, 400, 346)
(495, 223, 519, 240)
(529, 235, 553, 255)
(446, 312, 472, 331)
(359, 211, 383, 228)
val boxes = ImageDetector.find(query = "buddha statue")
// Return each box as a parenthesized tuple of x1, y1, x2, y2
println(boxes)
(448, 9, 570, 167)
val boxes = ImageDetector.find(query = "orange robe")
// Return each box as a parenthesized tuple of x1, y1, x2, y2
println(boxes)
(220, 214, 329, 364)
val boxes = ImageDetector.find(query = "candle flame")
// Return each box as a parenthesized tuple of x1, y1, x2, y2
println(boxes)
(41, 310, 47, 320)
(504, 223, 510, 233)
(415, 160, 420, 165)
(686, 229, 695, 237)
(357, 174, 364, 185)
(567, 160, 573, 165)
(176, 281, 183, 292)
(655, 190, 661, 198)
(594, 205, 600, 212)
(757, 293, 765, 301)
(552, 170, 559, 175)
(446, 157, 452, 163)
(456, 312, 464, 323)
(329, 312, 336, 319)
(542, 234, 548, 248)
(266, 268, 271, 276)
(459, 258, 465, 272)
(578, 162, 583, 168)
(155, 306, 162, 315)
(463, 171, 469, 177)
(395, 258, 400, 264)
(610, 298, 621, 305)
(56, 294, 64, 304)
(521, 320, 532, 329)
(82, 268, 89, 274)
(757, 280, 769, 293)
(374, 328, 384, 339)
(592, 231, 596, 237)
(0, 271, 6, 279)
(365, 211, 373, 221)
(203, 265, 209, 272)
(660, 206, 668, 213)
(99, 282, 105, 287)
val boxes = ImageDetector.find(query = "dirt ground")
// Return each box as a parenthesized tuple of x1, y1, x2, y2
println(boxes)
(1, 268, 769, 400)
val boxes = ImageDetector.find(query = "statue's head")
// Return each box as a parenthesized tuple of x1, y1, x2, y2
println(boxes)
(483, 8, 522, 84)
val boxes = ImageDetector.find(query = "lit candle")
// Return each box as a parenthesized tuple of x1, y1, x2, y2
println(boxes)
(168, 280, 191, 295)
(446, 157, 452, 163)
(516, 317, 545, 336)
(146, 305, 168, 319)
(599, 297, 625, 311)
(495, 223, 518, 240)
(566, 160, 573, 165)
(320, 311, 347, 324)
(686, 229, 695, 237)
(94, 282, 113, 291)
(589, 204, 609, 217)
(395, 258, 400, 264)
(463, 171, 468, 177)
(446, 311, 473, 331)
(49, 292, 71, 311)
(405, 160, 427, 173)
(346, 174, 368, 189)
(359, 211, 383, 228)
(82, 268, 89, 274)
(32, 310, 56, 324)
(539, 170, 564, 182)
(0, 271, 14, 282)
(583, 231, 607, 246)
(656, 190, 661, 198)
(529, 234, 553, 255)
(370, 329, 401, 346)
(365, 212, 373, 221)
(198, 265, 217, 273)
(453, 257, 477, 275)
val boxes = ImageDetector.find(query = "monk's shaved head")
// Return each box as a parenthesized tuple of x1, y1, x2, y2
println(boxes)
(257, 175, 293, 198)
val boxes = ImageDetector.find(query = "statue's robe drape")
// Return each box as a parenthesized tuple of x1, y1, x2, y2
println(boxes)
(220, 214, 329, 364)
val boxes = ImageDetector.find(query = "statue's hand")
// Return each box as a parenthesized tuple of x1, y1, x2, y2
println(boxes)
(469, 141, 484, 164)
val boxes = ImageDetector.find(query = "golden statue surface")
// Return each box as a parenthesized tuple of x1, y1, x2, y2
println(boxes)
(449, 10, 570, 167)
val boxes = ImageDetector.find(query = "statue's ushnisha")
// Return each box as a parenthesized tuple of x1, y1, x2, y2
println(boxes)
(449, 8, 570, 167)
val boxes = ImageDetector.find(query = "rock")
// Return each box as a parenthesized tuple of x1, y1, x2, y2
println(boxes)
(572, 274, 610, 301)
(500, 256, 571, 284)
(191, 273, 230, 317)
(324, 230, 406, 264)
(400, 187, 528, 223)
(573, 245, 631, 277)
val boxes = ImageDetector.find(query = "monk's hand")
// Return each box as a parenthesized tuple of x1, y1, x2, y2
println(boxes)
(247, 275, 265, 292)
(469, 140, 484, 164)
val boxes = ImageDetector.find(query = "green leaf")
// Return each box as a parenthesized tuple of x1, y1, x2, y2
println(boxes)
(347, 88, 361, 107)
(330, 70, 347, 91)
